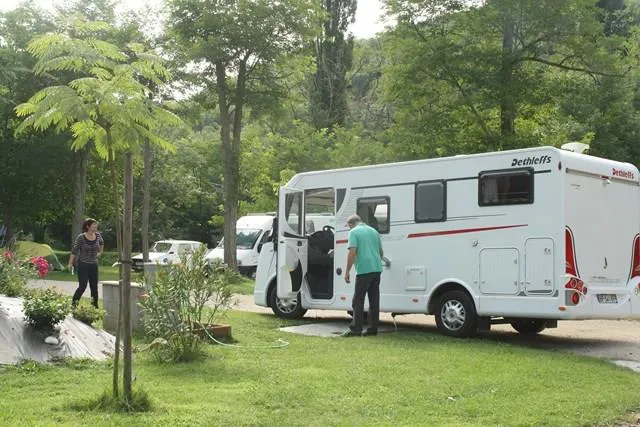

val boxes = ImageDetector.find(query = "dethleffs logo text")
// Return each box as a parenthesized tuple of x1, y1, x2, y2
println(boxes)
(612, 168, 635, 180)
(511, 155, 552, 167)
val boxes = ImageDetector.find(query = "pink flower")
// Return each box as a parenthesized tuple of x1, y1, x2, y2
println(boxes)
(3, 251, 13, 262)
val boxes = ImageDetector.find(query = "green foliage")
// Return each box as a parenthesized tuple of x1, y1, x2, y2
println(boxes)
(310, 0, 356, 130)
(381, 0, 639, 158)
(0, 250, 41, 297)
(139, 246, 234, 362)
(72, 303, 105, 326)
(22, 288, 72, 332)
(15, 18, 183, 158)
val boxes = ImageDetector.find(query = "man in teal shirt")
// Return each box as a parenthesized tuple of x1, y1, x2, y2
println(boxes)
(343, 214, 384, 336)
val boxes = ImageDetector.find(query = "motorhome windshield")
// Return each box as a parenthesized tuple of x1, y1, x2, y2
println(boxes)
(216, 228, 263, 250)
(151, 242, 172, 252)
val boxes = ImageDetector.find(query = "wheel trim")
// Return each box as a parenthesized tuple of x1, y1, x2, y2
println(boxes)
(275, 297, 299, 314)
(440, 299, 466, 331)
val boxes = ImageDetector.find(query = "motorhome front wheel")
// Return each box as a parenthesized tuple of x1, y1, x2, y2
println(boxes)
(268, 285, 307, 319)
(435, 290, 478, 338)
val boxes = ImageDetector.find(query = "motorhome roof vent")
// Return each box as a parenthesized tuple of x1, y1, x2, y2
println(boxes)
(561, 142, 590, 154)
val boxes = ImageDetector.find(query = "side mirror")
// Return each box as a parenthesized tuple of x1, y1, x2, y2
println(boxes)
(257, 242, 264, 253)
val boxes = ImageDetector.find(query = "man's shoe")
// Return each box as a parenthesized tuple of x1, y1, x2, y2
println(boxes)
(362, 330, 378, 336)
(340, 329, 361, 337)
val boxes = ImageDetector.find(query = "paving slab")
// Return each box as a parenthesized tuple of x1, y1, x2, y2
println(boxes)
(279, 321, 406, 337)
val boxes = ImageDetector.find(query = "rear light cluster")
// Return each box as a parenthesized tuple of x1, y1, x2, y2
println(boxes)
(629, 234, 640, 281)
(565, 227, 586, 306)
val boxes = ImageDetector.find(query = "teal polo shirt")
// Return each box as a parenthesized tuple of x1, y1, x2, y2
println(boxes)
(347, 223, 383, 275)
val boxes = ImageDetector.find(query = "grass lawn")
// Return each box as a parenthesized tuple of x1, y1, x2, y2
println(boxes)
(46, 266, 122, 282)
(1, 311, 639, 426)
(44, 268, 255, 295)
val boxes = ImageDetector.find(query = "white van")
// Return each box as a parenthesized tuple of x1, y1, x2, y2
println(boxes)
(254, 146, 640, 337)
(207, 213, 336, 276)
(205, 215, 275, 276)
(131, 240, 205, 271)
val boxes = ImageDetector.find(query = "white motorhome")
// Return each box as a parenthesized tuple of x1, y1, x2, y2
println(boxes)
(254, 146, 640, 337)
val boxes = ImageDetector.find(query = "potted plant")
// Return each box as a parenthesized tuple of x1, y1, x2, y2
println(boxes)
(139, 246, 234, 362)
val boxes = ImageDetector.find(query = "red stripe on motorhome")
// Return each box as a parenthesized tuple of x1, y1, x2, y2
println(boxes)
(335, 224, 527, 244)
(407, 224, 527, 239)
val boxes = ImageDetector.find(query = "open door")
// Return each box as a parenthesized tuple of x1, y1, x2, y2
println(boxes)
(277, 187, 308, 299)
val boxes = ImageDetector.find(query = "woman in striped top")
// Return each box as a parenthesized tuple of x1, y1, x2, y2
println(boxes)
(68, 218, 104, 308)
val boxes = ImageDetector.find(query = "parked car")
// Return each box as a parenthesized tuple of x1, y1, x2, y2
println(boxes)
(131, 240, 205, 272)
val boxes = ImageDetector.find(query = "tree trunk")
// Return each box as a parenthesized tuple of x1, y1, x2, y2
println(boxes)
(216, 62, 238, 270)
(108, 150, 123, 398)
(142, 139, 151, 262)
(500, 10, 516, 140)
(122, 151, 134, 402)
(71, 148, 88, 248)
(3, 208, 13, 249)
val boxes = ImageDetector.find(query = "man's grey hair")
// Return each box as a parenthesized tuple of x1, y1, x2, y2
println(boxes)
(346, 214, 362, 227)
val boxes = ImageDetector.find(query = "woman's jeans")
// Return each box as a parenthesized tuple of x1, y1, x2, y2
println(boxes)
(72, 261, 99, 308)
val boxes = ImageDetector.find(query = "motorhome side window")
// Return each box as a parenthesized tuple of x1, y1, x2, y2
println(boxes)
(357, 197, 390, 234)
(478, 168, 534, 206)
(415, 181, 446, 222)
(304, 188, 335, 235)
(284, 192, 302, 235)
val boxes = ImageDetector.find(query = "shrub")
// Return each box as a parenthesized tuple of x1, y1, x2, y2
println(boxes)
(0, 251, 49, 297)
(73, 303, 105, 326)
(23, 288, 71, 332)
(139, 245, 234, 362)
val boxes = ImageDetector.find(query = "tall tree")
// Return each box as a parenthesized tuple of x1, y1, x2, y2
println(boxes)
(310, 0, 357, 130)
(168, 0, 319, 269)
(0, 5, 65, 245)
(52, 0, 119, 246)
(383, 0, 635, 155)
(16, 19, 181, 404)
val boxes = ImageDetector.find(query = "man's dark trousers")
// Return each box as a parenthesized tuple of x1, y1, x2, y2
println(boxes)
(350, 272, 381, 334)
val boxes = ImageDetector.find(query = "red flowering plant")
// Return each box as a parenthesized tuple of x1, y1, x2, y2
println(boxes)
(0, 251, 49, 297)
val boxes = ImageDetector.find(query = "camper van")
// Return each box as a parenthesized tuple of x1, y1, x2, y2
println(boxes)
(254, 146, 640, 337)
(206, 215, 275, 276)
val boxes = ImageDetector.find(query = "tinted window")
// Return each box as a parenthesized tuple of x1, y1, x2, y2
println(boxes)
(416, 181, 446, 222)
(357, 197, 390, 234)
(479, 169, 533, 206)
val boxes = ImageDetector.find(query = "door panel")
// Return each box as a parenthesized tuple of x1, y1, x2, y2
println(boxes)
(277, 188, 308, 299)
(479, 248, 519, 295)
(525, 238, 554, 294)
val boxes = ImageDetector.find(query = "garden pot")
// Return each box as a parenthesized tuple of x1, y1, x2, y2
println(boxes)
(189, 322, 232, 341)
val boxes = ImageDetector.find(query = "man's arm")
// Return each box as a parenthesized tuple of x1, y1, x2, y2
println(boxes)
(345, 247, 356, 283)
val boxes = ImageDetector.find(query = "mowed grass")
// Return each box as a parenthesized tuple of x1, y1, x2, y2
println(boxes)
(44, 267, 255, 294)
(45, 265, 122, 282)
(1, 311, 639, 426)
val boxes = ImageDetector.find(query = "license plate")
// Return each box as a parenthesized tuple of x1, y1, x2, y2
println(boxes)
(597, 294, 618, 304)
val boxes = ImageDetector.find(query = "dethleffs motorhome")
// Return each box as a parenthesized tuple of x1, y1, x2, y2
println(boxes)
(254, 147, 640, 337)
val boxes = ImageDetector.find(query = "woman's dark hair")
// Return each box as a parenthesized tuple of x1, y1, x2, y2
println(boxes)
(82, 218, 98, 232)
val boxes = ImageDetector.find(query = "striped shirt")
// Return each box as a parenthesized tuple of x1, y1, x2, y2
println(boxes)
(71, 233, 104, 264)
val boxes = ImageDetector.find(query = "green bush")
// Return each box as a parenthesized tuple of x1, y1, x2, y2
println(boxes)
(23, 288, 71, 332)
(99, 251, 119, 267)
(72, 303, 105, 326)
(0, 251, 48, 297)
(139, 246, 234, 362)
